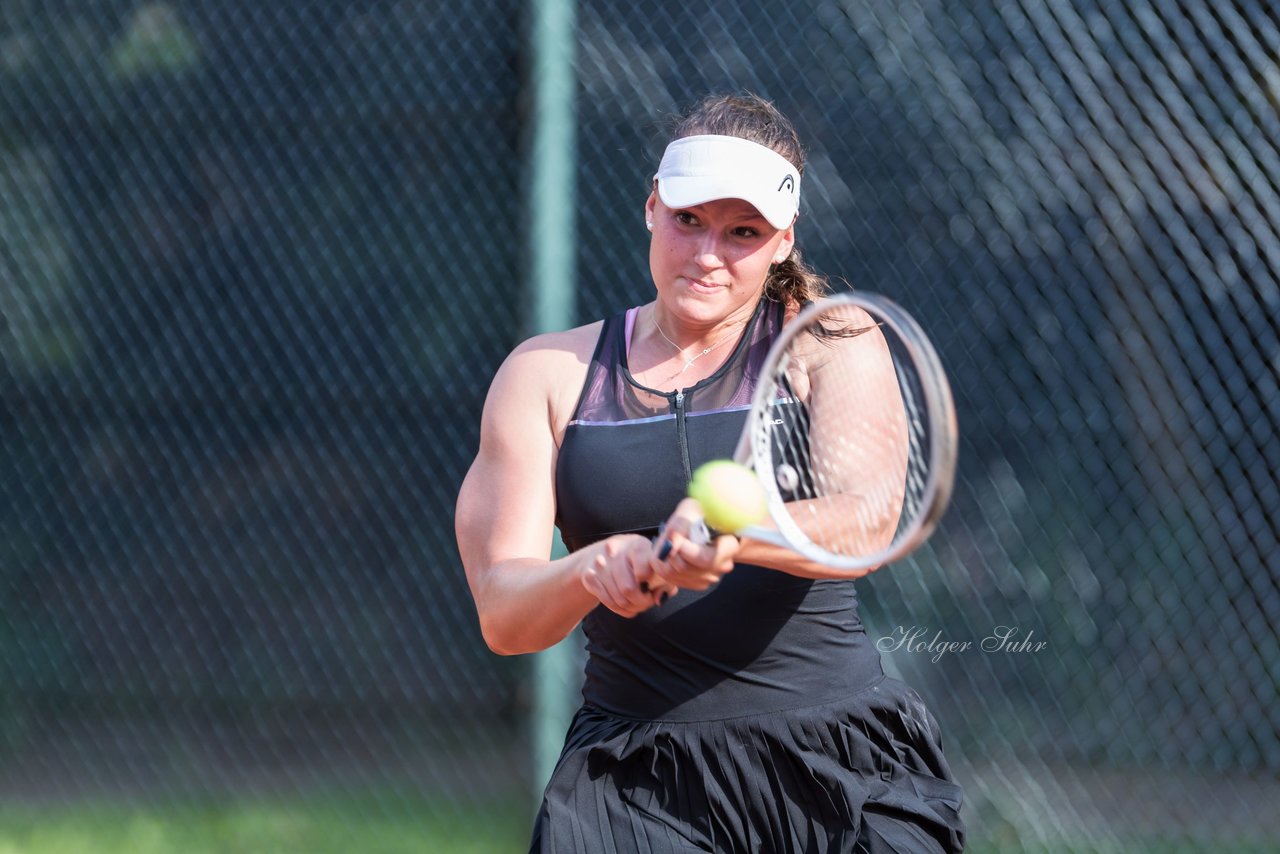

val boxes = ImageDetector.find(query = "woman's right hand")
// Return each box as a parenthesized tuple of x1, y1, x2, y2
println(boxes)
(580, 535, 679, 618)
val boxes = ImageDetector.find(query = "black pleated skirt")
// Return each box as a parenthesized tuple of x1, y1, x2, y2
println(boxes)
(530, 675, 965, 853)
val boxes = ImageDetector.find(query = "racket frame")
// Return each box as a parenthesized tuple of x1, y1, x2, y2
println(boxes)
(727, 292, 958, 571)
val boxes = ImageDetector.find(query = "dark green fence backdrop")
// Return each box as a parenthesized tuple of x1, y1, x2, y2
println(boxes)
(2, 1, 1277, 851)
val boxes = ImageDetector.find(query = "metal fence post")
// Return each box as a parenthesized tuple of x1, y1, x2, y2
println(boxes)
(526, 0, 577, 808)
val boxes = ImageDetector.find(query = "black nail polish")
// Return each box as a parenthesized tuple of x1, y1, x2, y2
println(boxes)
(639, 581, 650, 593)
(657, 540, 673, 560)
(660, 591, 670, 604)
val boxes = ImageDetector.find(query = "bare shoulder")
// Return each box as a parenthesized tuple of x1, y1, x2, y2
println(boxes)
(784, 294, 880, 338)
(457, 319, 604, 574)
(488, 320, 604, 442)
(783, 294, 872, 322)
(505, 320, 602, 368)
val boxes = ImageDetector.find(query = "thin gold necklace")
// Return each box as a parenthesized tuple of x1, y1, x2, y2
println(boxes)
(653, 314, 733, 374)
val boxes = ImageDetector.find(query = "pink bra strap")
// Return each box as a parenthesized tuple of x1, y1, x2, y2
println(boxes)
(624, 306, 639, 356)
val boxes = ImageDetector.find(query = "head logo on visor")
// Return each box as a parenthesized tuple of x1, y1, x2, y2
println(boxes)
(654, 135, 800, 230)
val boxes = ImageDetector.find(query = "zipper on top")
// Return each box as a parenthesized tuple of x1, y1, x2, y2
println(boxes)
(673, 389, 692, 482)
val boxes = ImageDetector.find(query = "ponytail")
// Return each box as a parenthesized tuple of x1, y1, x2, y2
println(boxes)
(764, 246, 829, 308)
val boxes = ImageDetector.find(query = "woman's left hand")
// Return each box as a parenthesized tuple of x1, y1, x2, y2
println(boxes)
(649, 497, 741, 591)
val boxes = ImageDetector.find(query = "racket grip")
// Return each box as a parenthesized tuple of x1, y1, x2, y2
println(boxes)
(689, 518, 712, 545)
(641, 517, 714, 595)
(641, 525, 667, 593)
(641, 518, 712, 592)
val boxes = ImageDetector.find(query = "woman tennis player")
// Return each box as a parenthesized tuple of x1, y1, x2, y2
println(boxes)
(455, 93, 965, 852)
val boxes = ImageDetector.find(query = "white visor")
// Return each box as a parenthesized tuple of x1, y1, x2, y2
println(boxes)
(654, 134, 800, 230)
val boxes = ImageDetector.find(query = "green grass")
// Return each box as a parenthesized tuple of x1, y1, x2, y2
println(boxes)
(0, 794, 530, 854)
(968, 840, 1280, 854)
(2, 797, 1274, 854)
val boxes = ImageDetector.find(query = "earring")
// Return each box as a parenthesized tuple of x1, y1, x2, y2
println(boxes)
(646, 222, 653, 232)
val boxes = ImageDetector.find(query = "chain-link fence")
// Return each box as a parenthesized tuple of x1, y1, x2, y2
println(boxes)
(2, 1, 1278, 852)
(1, 2, 529, 849)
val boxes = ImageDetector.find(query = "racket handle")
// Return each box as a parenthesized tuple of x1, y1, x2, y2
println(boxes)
(640, 518, 715, 595)
(641, 525, 668, 593)
(651, 518, 710, 552)
(643, 518, 712, 590)
(689, 518, 712, 545)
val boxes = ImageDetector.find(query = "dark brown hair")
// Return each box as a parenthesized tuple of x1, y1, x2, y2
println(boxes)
(668, 93, 829, 307)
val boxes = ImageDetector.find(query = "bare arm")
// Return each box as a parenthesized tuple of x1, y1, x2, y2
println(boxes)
(654, 313, 909, 582)
(750, 317, 908, 578)
(455, 331, 672, 655)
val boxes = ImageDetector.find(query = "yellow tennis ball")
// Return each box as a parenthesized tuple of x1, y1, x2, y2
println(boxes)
(687, 460, 766, 533)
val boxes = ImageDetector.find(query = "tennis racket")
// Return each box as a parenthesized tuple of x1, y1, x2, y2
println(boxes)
(692, 291, 958, 573)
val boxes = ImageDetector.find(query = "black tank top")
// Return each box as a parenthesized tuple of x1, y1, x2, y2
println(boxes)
(555, 297, 884, 721)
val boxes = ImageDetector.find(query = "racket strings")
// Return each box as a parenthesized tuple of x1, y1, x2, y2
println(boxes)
(756, 314, 936, 562)
(898, 368, 931, 522)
